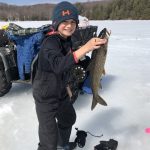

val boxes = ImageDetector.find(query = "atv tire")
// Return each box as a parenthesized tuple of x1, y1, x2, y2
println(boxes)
(0, 69, 12, 97)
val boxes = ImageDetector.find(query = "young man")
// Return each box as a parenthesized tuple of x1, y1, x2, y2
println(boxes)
(32, 1, 107, 150)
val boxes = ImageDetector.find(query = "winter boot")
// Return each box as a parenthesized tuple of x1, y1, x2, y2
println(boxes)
(57, 142, 77, 150)
(63, 142, 77, 150)
(57, 127, 76, 150)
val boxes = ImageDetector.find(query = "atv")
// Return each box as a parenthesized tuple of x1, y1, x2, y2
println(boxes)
(0, 23, 98, 97)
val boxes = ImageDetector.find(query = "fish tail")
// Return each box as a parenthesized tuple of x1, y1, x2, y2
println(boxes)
(91, 95, 107, 110)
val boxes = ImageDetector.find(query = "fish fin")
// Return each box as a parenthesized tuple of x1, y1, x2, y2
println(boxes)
(86, 50, 96, 72)
(91, 96, 97, 110)
(91, 95, 107, 110)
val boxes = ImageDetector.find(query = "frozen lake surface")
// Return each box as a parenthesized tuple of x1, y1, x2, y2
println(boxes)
(0, 20, 150, 150)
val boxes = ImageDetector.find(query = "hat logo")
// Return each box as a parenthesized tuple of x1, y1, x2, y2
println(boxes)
(62, 10, 71, 16)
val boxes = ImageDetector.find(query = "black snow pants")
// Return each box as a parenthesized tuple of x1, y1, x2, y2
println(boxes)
(33, 92, 76, 150)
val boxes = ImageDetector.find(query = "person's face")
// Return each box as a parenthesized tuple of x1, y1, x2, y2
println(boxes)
(58, 19, 76, 38)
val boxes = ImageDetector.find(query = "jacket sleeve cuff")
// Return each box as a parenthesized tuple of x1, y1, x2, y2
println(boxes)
(73, 52, 78, 63)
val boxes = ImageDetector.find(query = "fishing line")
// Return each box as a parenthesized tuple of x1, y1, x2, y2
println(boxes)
(86, 131, 103, 138)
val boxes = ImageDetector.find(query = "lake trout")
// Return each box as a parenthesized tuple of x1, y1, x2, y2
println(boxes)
(87, 28, 110, 110)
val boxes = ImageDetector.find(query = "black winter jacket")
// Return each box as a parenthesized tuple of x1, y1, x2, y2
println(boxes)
(33, 34, 77, 101)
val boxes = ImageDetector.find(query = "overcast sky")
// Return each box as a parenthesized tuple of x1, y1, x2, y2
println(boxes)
(0, 0, 103, 5)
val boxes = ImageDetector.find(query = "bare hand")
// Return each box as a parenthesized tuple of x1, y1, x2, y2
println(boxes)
(74, 37, 107, 61)
(84, 37, 107, 53)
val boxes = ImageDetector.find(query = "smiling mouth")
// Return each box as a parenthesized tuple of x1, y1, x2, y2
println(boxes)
(64, 29, 73, 32)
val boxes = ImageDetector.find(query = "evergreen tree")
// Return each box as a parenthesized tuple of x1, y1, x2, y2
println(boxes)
(0, 0, 150, 21)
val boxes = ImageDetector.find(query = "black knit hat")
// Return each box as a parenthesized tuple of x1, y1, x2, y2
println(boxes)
(52, 1, 79, 30)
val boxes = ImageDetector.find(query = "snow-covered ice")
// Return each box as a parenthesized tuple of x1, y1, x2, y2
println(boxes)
(0, 20, 150, 150)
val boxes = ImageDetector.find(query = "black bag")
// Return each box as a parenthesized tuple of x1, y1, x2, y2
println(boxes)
(71, 26, 98, 50)
(0, 30, 9, 47)
(94, 139, 118, 150)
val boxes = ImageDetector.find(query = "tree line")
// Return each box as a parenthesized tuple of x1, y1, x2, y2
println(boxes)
(0, 0, 149, 21)
(77, 0, 150, 20)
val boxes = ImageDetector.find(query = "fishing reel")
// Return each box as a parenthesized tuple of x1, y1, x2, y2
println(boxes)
(67, 65, 86, 103)
(70, 65, 86, 83)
